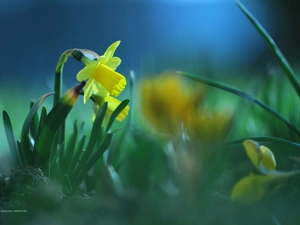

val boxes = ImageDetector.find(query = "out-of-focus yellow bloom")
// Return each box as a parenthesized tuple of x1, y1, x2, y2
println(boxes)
(231, 140, 299, 205)
(92, 93, 129, 122)
(187, 110, 232, 142)
(243, 140, 276, 172)
(76, 41, 126, 103)
(139, 71, 232, 141)
(230, 173, 277, 205)
(140, 72, 203, 135)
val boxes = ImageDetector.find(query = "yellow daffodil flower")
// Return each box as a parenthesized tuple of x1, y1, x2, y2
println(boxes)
(92, 93, 129, 122)
(76, 41, 126, 103)
(231, 140, 300, 205)
(139, 72, 204, 135)
(186, 110, 232, 142)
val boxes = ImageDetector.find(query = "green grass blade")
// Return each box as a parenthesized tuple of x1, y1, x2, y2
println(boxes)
(73, 133, 113, 187)
(38, 106, 47, 132)
(107, 165, 125, 196)
(16, 140, 28, 165)
(21, 92, 54, 165)
(70, 103, 107, 181)
(68, 135, 86, 178)
(61, 120, 78, 174)
(29, 101, 39, 141)
(34, 82, 84, 169)
(177, 71, 300, 138)
(227, 136, 300, 148)
(63, 174, 73, 195)
(3, 110, 20, 166)
(85, 102, 107, 155)
(236, 0, 300, 97)
(49, 142, 64, 171)
(105, 99, 130, 132)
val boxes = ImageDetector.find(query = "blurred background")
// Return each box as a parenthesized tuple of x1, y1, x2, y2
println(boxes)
(0, 0, 299, 153)
(0, 0, 294, 85)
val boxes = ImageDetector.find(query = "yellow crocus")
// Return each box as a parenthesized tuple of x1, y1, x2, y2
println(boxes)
(76, 41, 126, 103)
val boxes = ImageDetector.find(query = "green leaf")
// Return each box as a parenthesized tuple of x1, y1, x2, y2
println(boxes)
(38, 106, 48, 132)
(236, 0, 300, 98)
(21, 92, 54, 165)
(61, 120, 78, 174)
(29, 101, 40, 141)
(34, 83, 84, 169)
(227, 136, 300, 148)
(107, 165, 125, 196)
(68, 135, 86, 178)
(177, 71, 300, 138)
(105, 99, 130, 132)
(84, 102, 107, 159)
(70, 103, 107, 182)
(73, 133, 113, 187)
(16, 140, 28, 165)
(49, 142, 65, 172)
(3, 110, 19, 166)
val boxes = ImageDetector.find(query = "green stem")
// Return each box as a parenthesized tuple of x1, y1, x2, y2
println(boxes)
(236, 0, 300, 98)
(177, 71, 300, 138)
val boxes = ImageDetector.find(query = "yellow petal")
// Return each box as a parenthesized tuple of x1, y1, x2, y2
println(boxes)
(243, 140, 261, 171)
(106, 96, 129, 121)
(94, 82, 109, 97)
(230, 175, 274, 205)
(76, 63, 96, 81)
(83, 79, 94, 104)
(243, 140, 277, 172)
(260, 145, 276, 171)
(106, 57, 121, 70)
(102, 41, 121, 63)
(93, 64, 126, 96)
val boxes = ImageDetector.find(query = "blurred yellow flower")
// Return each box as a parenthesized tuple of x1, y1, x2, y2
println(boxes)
(92, 93, 129, 122)
(76, 41, 126, 104)
(139, 71, 232, 141)
(187, 110, 232, 142)
(230, 173, 277, 205)
(231, 140, 299, 205)
(243, 140, 276, 172)
(140, 72, 203, 135)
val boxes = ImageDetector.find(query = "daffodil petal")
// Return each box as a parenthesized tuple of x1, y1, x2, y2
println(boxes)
(94, 82, 109, 97)
(260, 145, 276, 171)
(106, 57, 121, 70)
(231, 175, 274, 205)
(83, 78, 94, 104)
(102, 40, 121, 63)
(76, 64, 95, 81)
(243, 140, 261, 171)
(106, 96, 129, 121)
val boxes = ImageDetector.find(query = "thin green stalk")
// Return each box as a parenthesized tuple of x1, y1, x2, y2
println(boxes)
(227, 136, 300, 148)
(236, 0, 300, 98)
(53, 49, 73, 152)
(177, 71, 300, 138)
